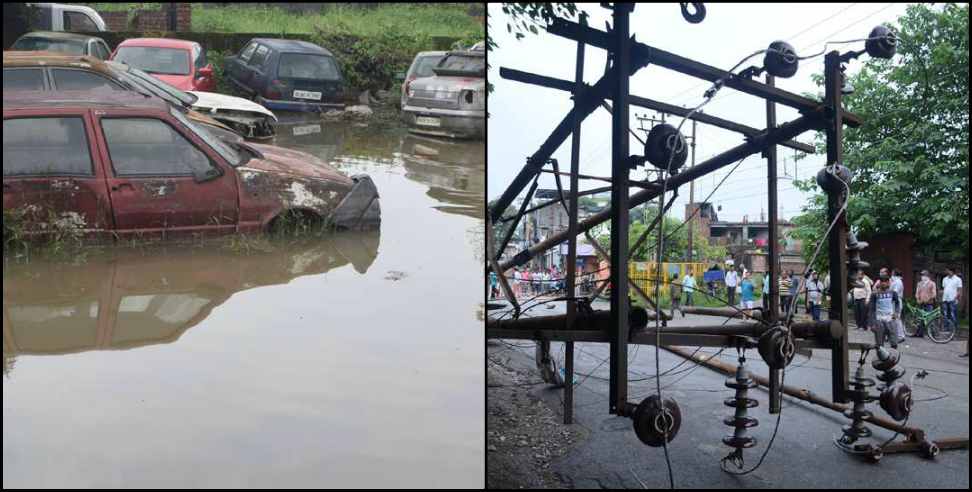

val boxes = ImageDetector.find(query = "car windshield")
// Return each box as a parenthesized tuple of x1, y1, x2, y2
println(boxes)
(110, 62, 197, 107)
(432, 54, 485, 77)
(170, 107, 243, 166)
(277, 54, 340, 80)
(412, 55, 445, 79)
(114, 47, 191, 76)
(12, 37, 85, 55)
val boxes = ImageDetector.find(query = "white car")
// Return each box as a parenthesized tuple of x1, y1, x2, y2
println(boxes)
(188, 91, 278, 140)
(26, 3, 107, 32)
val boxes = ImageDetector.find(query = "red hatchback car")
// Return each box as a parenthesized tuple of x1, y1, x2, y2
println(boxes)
(2, 91, 381, 238)
(110, 38, 216, 92)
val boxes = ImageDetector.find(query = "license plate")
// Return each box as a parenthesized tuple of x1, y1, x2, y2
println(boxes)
(435, 91, 453, 100)
(415, 116, 441, 127)
(293, 90, 322, 101)
(293, 124, 322, 136)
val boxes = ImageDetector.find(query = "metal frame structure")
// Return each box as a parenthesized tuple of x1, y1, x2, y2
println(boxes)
(486, 3, 969, 465)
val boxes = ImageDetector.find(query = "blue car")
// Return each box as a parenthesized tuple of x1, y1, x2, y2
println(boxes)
(224, 38, 347, 113)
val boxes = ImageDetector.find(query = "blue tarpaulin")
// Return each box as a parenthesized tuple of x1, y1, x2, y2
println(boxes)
(703, 270, 725, 283)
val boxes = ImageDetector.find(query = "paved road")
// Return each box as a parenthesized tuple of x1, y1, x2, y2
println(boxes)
(489, 298, 970, 489)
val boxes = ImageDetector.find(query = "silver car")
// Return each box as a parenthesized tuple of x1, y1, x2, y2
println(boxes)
(402, 48, 485, 140)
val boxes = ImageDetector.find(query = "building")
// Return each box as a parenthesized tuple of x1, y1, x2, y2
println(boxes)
(686, 202, 806, 274)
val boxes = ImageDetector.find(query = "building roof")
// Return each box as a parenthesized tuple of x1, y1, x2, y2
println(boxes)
(2, 90, 166, 111)
(16, 30, 104, 42)
(250, 38, 334, 57)
(710, 220, 795, 227)
(116, 38, 198, 50)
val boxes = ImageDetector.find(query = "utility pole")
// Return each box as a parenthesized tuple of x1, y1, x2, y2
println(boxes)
(687, 114, 697, 263)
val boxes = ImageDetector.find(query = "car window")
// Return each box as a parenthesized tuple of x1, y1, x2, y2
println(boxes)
(278, 54, 340, 80)
(12, 36, 85, 55)
(169, 107, 242, 166)
(433, 54, 486, 77)
(64, 11, 100, 32)
(51, 69, 123, 91)
(2, 68, 46, 90)
(411, 54, 445, 79)
(239, 42, 258, 62)
(111, 63, 195, 107)
(249, 45, 270, 68)
(3, 117, 93, 177)
(92, 41, 110, 60)
(194, 44, 207, 70)
(113, 47, 191, 76)
(101, 118, 214, 177)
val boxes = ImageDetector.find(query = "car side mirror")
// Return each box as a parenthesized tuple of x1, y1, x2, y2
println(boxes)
(197, 65, 214, 79)
(194, 166, 222, 183)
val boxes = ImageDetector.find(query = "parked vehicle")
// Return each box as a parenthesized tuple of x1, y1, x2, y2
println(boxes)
(10, 31, 111, 59)
(25, 3, 107, 32)
(2, 51, 244, 143)
(401, 47, 485, 140)
(110, 38, 216, 92)
(2, 91, 381, 239)
(400, 51, 446, 110)
(187, 90, 277, 140)
(224, 38, 347, 113)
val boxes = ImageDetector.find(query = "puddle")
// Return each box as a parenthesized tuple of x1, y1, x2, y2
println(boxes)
(2, 122, 485, 488)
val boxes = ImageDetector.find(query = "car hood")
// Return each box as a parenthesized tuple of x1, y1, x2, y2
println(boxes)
(151, 73, 194, 91)
(242, 143, 353, 187)
(188, 91, 277, 121)
(410, 76, 485, 93)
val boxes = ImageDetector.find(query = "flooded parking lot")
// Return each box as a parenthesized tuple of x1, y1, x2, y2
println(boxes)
(3, 120, 485, 488)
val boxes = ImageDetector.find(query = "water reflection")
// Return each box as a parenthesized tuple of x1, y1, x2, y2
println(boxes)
(399, 135, 485, 220)
(2, 233, 379, 369)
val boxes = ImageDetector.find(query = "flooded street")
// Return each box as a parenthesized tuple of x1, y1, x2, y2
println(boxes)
(3, 120, 485, 488)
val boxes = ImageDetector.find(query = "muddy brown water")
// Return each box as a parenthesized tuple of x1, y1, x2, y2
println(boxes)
(2, 121, 486, 488)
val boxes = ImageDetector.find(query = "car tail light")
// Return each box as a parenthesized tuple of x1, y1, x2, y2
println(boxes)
(265, 79, 288, 100)
(404, 77, 415, 98)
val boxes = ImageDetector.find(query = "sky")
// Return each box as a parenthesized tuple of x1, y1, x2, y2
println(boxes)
(487, 2, 913, 223)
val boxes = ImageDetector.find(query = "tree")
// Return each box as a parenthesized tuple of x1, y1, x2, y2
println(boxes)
(3, 3, 34, 50)
(791, 3, 969, 269)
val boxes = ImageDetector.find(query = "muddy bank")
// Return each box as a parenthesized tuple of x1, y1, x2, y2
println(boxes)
(487, 341, 588, 489)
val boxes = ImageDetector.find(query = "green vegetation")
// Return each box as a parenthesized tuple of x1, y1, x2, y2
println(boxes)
(593, 205, 727, 263)
(791, 4, 969, 269)
(86, 3, 161, 13)
(191, 3, 481, 38)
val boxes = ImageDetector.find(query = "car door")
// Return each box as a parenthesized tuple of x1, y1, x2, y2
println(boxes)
(94, 110, 240, 237)
(2, 110, 114, 234)
(243, 44, 271, 93)
(228, 42, 259, 92)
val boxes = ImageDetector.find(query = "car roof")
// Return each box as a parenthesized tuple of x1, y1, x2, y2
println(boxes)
(15, 31, 103, 42)
(250, 38, 334, 56)
(116, 38, 197, 50)
(3, 52, 113, 74)
(3, 90, 168, 112)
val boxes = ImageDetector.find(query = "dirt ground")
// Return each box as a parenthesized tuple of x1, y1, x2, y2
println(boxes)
(487, 341, 587, 489)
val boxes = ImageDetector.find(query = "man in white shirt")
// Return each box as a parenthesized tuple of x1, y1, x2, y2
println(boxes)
(725, 268, 739, 308)
(682, 272, 697, 306)
(889, 269, 906, 343)
(942, 268, 964, 331)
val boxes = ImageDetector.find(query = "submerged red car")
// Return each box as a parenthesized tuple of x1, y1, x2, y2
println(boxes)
(2, 91, 380, 238)
(110, 38, 216, 92)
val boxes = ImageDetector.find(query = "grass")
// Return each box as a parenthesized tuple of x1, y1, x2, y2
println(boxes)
(189, 3, 482, 38)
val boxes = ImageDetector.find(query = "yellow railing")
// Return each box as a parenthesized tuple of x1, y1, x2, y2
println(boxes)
(629, 262, 708, 293)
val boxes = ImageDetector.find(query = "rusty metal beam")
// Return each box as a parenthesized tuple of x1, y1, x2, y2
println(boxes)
(498, 113, 822, 273)
(545, 18, 862, 128)
(499, 66, 815, 154)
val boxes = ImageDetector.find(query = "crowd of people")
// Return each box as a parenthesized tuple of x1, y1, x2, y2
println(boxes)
(488, 267, 600, 300)
(488, 262, 966, 358)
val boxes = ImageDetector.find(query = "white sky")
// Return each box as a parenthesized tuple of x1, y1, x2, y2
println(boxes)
(487, 2, 913, 222)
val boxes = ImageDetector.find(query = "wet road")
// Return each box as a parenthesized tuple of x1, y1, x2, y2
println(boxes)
(3, 121, 486, 488)
(489, 299, 969, 489)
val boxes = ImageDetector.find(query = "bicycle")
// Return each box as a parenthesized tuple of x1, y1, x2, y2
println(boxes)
(902, 301, 955, 344)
